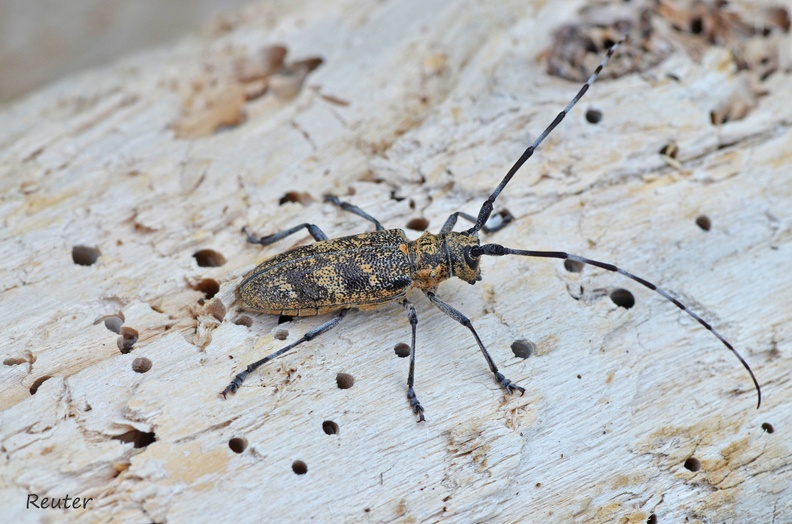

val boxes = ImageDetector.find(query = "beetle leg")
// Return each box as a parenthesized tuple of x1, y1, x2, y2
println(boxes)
(324, 194, 385, 231)
(440, 211, 513, 234)
(424, 291, 525, 396)
(221, 308, 351, 397)
(402, 298, 425, 422)
(242, 223, 328, 246)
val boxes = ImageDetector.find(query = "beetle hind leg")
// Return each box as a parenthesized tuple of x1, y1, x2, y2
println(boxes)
(402, 299, 425, 422)
(424, 291, 525, 396)
(242, 223, 328, 246)
(221, 308, 350, 398)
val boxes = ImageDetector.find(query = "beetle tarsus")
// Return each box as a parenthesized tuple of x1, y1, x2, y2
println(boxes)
(495, 372, 525, 395)
(221, 371, 249, 397)
(408, 386, 425, 422)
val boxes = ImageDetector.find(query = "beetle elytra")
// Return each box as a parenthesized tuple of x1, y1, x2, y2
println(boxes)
(222, 39, 761, 421)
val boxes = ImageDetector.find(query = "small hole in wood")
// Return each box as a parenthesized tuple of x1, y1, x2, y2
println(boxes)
(684, 457, 701, 472)
(94, 314, 125, 334)
(406, 217, 430, 231)
(761, 422, 774, 433)
(394, 343, 411, 358)
(193, 249, 226, 267)
(695, 215, 711, 231)
(113, 429, 156, 448)
(659, 142, 678, 159)
(279, 191, 313, 205)
(585, 108, 602, 124)
(30, 375, 52, 395)
(292, 460, 308, 475)
(322, 420, 339, 435)
(191, 278, 220, 298)
(336, 373, 354, 389)
(132, 357, 152, 373)
(647, 514, 657, 524)
(72, 245, 100, 266)
(234, 315, 253, 327)
(118, 326, 139, 354)
(228, 437, 248, 453)
(278, 315, 294, 324)
(511, 340, 535, 359)
(564, 259, 584, 273)
(610, 288, 635, 309)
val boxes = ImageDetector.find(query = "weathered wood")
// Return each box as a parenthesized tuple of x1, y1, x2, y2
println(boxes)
(1, 1, 790, 522)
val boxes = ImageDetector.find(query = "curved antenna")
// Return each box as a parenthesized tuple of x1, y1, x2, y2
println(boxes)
(473, 244, 762, 408)
(469, 39, 624, 234)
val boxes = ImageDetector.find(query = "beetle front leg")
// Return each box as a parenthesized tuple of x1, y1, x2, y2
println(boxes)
(440, 210, 513, 234)
(423, 291, 524, 396)
(402, 298, 425, 422)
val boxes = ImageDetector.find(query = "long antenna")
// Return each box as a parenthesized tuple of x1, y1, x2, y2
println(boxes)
(473, 244, 762, 408)
(468, 39, 623, 235)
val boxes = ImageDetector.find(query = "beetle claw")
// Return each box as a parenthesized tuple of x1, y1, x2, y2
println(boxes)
(495, 372, 524, 395)
(408, 386, 426, 422)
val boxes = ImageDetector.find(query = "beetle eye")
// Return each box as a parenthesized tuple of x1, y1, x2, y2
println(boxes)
(463, 246, 479, 269)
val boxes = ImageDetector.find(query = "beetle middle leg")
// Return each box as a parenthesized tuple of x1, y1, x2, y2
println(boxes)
(402, 298, 425, 422)
(221, 308, 351, 397)
(424, 290, 525, 396)
(323, 194, 385, 231)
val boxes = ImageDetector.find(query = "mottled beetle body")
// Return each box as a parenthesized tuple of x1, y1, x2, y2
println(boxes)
(240, 230, 482, 316)
(222, 39, 761, 421)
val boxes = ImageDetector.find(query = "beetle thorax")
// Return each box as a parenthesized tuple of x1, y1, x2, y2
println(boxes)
(406, 231, 482, 289)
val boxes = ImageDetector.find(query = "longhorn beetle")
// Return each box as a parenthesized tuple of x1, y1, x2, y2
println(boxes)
(222, 40, 761, 421)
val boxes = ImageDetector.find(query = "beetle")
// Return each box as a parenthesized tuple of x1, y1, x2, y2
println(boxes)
(221, 40, 761, 421)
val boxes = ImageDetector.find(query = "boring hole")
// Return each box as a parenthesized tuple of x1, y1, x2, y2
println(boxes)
(117, 326, 139, 354)
(647, 514, 657, 524)
(610, 288, 635, 309)
(394, 343, 411, 358)
(228, 437, 248, 453)
(234, 315, 253, 327)
(131, 357, 152, 373)
(278, 314, 294, 324)
(94, 314, 125, 334)
(279, 191, 313, 205)
(191, 278, 220, 298)
(690, 17, 703, 34)
(761, 422, 774, 433)
(564, 259, 584, 273)
(511, 339, 535, 359)
(193, 249, 226, 267)
(72, 245, 100, 266)
(274, 329, 289, 341)
(695, 215, 711, 231)
(322, 420, 339, 435)
(30, 375, 52, 395)
(659, 142, 678, 159)
(683, 457, 701, 472)
(336, 373, 355, 389)
(292, 460, 308, 475)
(406, 217, 430, 231)
(113, 429, 156, 449)
(585, 108, 602, 124)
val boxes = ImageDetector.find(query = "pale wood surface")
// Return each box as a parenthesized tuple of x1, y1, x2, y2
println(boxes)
(1, 1, 791, 523)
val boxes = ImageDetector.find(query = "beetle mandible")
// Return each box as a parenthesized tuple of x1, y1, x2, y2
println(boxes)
(221, 40, 761, 421)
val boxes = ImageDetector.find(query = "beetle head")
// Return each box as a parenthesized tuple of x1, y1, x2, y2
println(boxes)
(446, 232, 482, 284)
